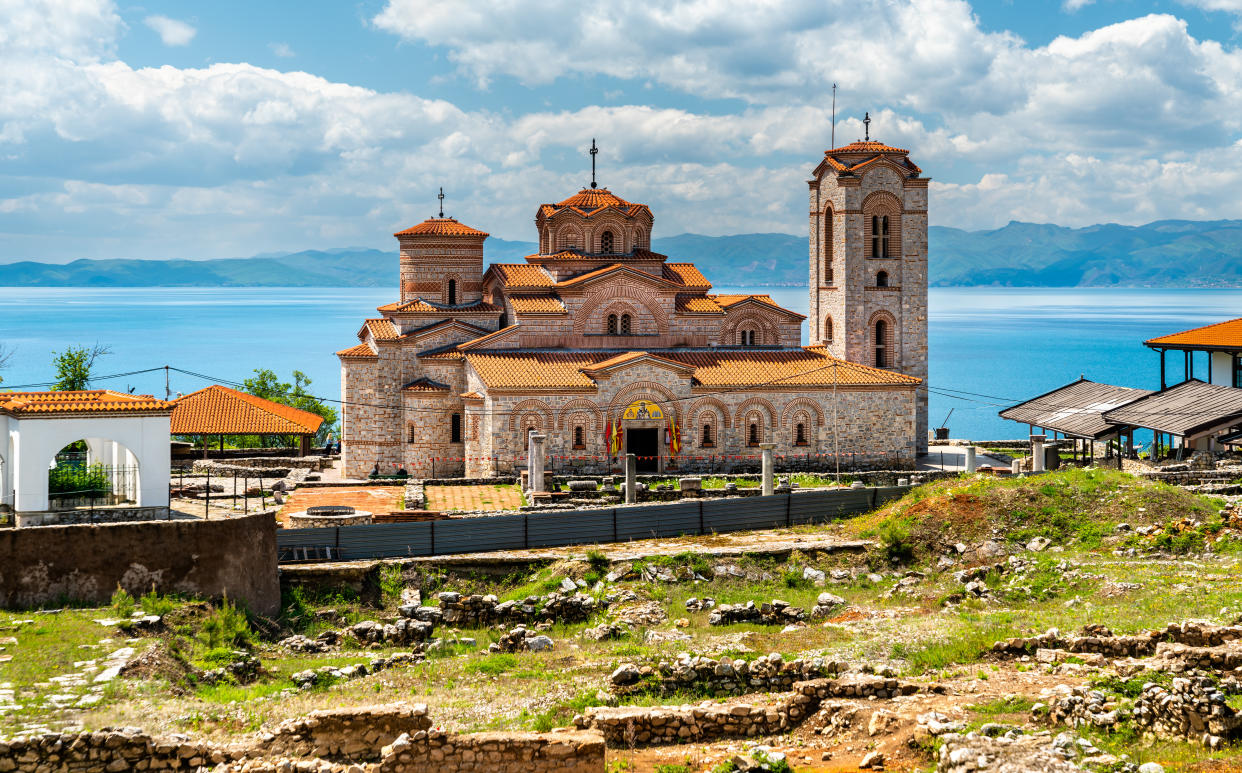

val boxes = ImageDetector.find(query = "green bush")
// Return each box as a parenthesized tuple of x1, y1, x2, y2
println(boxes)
(878, 520, 915, 564)
(379, 564, 405, 606)
(197, 596, 254, 651)
(139, 588, 177, 616)
(49, 463, 111, 497)
(110, 585, 135, 618)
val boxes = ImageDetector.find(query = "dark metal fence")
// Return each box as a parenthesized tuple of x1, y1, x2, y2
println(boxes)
(276, 485, 909, 563)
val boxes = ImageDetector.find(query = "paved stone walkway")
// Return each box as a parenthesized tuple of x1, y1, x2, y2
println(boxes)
(425, 485, 523, 512)
(278, 486, 404, 522)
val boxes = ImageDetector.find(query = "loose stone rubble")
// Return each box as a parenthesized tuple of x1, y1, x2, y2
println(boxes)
(490, 626, 555, 654)
(1132, 676, 1242, 745)
(609, 652, 852, 696)
(708, 599, 806, 627)
(292, 652, 423, 689)
(937, 732, 1084, 773)
(431, 591, 603, 627)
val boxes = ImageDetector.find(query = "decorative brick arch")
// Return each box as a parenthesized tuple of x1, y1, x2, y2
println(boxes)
(589, 213, 629, 253)
(443, 272, 464, 305)
(555, 224, 585, 251)
(608, 381, 680, 422)
(720, 311, 779, 346)
(556, 398, 603, 431)
(867, 309, 899, 369)
(822, 203, 834, 278)
(823, 314, 834, 344)
(688, 396, 732, 429)
(597, 300, 653, 336)
(862, 191, 903, 260)
(506, 398, 554, 432)
(733, 396, 777, 429)
(574, 285, 669, 335)
(781, 397, 825, 430)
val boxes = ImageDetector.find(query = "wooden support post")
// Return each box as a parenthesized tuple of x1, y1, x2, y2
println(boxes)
(1160, 349, 1167, 390)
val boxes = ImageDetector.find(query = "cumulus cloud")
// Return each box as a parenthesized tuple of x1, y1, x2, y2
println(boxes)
(269, 42, 295, 58)
(144, 15, 196, 46)
(1063, 0, 1094, 10)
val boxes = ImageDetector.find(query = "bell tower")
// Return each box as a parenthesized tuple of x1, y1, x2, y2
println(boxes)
(808, 134, 930, 454)
(394, 190, 488, 306)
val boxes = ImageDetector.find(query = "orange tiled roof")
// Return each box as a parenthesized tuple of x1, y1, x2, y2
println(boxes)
(582, 351, 695, 375)
(540, 188, 651, 219)
(1145, 318, 1242, 349)
(462, 348, 918, 391)
(509, 293, 566, 314)
(403, 377, 451, 392)
(712, 294, 805, 318)
(336, 343, 378, 358)
(0, 390, 174, 416)
(171, 385, 324, 435)
(361, 318, 399, 341)
(555, 263, 679, 289)
(455, 324, 522, 351)
(676, 294, 724, 314)
(378, 299, 501, 314)
(399, 318, 492, 337)
(460, 391, 484, 400)
(394, 217, 489, 238)
(486, 264, 555, 288)
(526, 248, 670, 262)
(828, 140, 910, 155)
(662, 263, 711, 288)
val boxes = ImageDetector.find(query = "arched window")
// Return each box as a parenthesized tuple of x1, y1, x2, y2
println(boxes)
(620, 314, 632, 335)
(600, 230, 615, 253)
(450, 413, 462, 443)
(447, 279, 457, 305)
(876, 271, 888, 288)
(796, 422, 807, 445)
(871, 215, 891, 258)
(702, 423, 714, 447)
(573, 425, 585, 449)
(408, 424, 417, 443)
(748, 422, 760, 446)
(739, 329, 756, 346)
(824, 209, 833, 282)
(880, 215, 890, 257)
(824, 316, 833, 344)
(607, 314, 618, 335)
(875, 320, 888, 368)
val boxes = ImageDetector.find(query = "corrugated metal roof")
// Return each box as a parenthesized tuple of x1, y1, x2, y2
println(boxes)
(1102, 379, 1242, 438)
(999, 379, 1153, 439)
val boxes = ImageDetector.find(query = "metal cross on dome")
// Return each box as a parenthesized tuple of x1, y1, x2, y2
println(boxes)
(437, 187, 445, 218)
(589, 139, 598, 189)
(863, 112, 871, 142)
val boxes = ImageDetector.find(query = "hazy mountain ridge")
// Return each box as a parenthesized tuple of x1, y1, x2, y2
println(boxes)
(3, 220, 1241, 287)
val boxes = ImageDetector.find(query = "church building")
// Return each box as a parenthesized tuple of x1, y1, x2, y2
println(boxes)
(337, 139, 928, 479)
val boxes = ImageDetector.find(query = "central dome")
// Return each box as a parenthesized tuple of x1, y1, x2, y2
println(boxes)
(552, 187, 634, 211)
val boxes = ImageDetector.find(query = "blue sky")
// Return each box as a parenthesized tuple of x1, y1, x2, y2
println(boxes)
(4, 0, 1242, 261)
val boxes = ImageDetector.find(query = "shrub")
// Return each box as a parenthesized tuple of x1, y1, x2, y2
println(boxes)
(197, 596, 254, 651)
(139, 587, 177, 616)
(379, 564, 405, 606)
(111, 585, 135, 618)
(878, 520, 915, 565)
(48, 463, 111, 498)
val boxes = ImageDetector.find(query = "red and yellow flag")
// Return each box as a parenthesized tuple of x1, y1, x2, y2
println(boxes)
(669, 417, 681, 455)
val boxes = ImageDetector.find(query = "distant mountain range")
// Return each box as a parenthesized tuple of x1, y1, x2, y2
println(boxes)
(3, 219, 1242, 287)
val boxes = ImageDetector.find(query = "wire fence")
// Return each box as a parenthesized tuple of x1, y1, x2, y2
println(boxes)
(47, 464, 139, 511)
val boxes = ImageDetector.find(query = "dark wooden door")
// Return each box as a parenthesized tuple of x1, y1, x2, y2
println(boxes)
(627, 428, 659, 472)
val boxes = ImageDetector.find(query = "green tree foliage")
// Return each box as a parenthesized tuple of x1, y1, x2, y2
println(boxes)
(242, 368, 338, 444)
(51, 343, 110, 391)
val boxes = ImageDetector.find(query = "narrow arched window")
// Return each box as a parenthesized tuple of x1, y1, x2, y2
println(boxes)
(880, 215, 890, 258)
(876, 271, 888, 288)
(875, 320, 888, 368)
(620, 314, 632, 335)
(573, 425, 585, 449)
(824, 210, 833, 282)
(408, 424, 417, 443)
(607, 314, 618, 335)
(749, 422, 760, 446)
(447, 279, 457, 305)
(796, 422, 807, 445)
(824, 316, 833, 344)
(871, 215, 880, 258)
(450, 413, 462, 443)
(601, 230, 614, 253)
(702, 423, 714, 447)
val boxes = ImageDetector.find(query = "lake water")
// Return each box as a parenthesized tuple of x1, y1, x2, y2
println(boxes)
(2, 286, 1239, 440)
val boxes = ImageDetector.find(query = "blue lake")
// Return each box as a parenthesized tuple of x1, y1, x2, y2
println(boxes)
(1, 286, 1238, 440)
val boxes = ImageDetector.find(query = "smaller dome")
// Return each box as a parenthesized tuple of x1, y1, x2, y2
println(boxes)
(826, 140, 909, 155)
(553, 187, 633, 210)
(394, 217, 489, 238)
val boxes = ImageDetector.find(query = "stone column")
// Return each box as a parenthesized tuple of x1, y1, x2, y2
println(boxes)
(625, 454, 637, 504)
(529, 434, 547, 493)
(965, 446, 976, 473)
(760, 443, 776, 496)
(1030, 435, 1045, 473)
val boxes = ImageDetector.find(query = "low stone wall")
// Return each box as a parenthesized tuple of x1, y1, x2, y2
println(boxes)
(15, 505, 171, 527)
(992, 621, 1242, 659)
(379, 729, 603, 773)
(1134, 677, 1241, 744)
(610, 653, 849, 697)
(263, 703, 431, 761)
(0, 510, 279, 616)
(431, 590, 602, 627)
(288, 511, 374, 528)
(937, 732, 1082, 773)
(193, 457, 330, 472)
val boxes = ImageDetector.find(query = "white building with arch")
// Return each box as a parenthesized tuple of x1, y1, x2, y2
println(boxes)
(1, 390, 174, 526)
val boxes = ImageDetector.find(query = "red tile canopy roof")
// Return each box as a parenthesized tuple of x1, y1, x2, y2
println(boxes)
(1145, 318, 1242, 351)
(0, 390, 174, 416)
(171, 385, 324, 435)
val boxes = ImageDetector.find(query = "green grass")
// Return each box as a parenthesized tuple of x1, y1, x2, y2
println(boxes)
(966, 695, 1036, 715)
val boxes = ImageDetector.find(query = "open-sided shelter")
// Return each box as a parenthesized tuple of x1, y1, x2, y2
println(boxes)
(171, 385, 325, 456)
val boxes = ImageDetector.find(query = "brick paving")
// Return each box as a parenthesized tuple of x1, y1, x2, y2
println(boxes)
(425, 485, 524, 512)
(279, 486, 404, 523)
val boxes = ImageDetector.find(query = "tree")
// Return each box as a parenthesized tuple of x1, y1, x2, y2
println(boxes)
(242, 368, 339, 445)
(51, 343, 111, 391)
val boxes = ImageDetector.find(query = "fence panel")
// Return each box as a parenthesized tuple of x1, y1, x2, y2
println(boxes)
(431, 514, 526, 555)
(872, 486, 909, 508)
(278, 527, 337, 549)
(702, 494, 790, 533)
(337, 522, 432, 560)
(526, 509, 616, 548)
(613, 506, 662, 541)
(614, 501, 702, 541)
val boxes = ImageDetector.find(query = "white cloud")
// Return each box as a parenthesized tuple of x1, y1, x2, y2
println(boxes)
(269, 42, 295, 58)
(1179, 0, 1242, 10)
(144, 15, 196, 46)
(1063, 0, 1095, 10)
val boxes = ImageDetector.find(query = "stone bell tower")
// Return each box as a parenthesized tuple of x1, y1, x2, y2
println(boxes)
(394, 190, 488, 306)
(808, 127, 930, 454)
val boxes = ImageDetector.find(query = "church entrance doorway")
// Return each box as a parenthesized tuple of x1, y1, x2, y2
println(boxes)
(627, 428, 659, 472)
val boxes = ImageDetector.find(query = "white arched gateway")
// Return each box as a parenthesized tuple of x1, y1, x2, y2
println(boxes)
(0, 391, 174, 526)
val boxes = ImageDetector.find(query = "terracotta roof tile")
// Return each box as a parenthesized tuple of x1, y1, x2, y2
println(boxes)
(663, 263, 711, 288)
(711, 294, 805, 318)
(555, 263, 672, 288)
(486, 264, 556, 288)
(377, 299, 501, 314)
(465, 352, 600, 390)
(828, 140, 910, 155)
(336, 343, 378, 358)
(676, 294, 724, 314)
(362, 318, 399, 341)
(0, 390, 174, 416)
(394, 217, 488, 238)
(171, 385, 324, 435)
(403, 377, 451, 392)
(1145, 317, 1242, 349)
(541, 188, 652, 219)
(460, 391, 484, 400)
(509, 293, 566, 314)
(582, 351, 695, 375)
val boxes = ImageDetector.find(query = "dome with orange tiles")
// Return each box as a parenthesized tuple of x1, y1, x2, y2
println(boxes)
(394, 217, 489, 238)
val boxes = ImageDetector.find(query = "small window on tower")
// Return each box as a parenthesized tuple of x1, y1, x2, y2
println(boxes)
(739, 329, 756, 346)
(748, 422, 760, 446)
(450, 413, 462, 443)
(871, 215, 880, 258)
(573, 425, 585, 449)
(620, 314, 632, 335)
(408, 424, 416, 443)
(875, 320, 888, 368)
(876, 271, 888, 288)
(607, 314, 618, 335)
(601, 230, 615, 253)
(796, 422, 808, 446)
(447, 279, 457, 305)
(702, 423, 714, 447)
(824, 316, 833, 344)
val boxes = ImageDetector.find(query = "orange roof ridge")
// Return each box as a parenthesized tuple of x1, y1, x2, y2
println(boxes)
(171, 384, 324, 435)
(394, 217, 489, 238)
(827, 140, 910, 155)
(582, 351, 696, 375)
(336, 343, 377, 358)
(1145, 317, 1242, 349)
(455, 324, 522, 351)
(711, 294, 806, 319)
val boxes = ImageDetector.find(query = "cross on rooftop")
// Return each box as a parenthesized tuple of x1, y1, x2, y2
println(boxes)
(863, 112, 871, 142)
(589, 139, 598, 189)
(437, 187, 445, 218)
